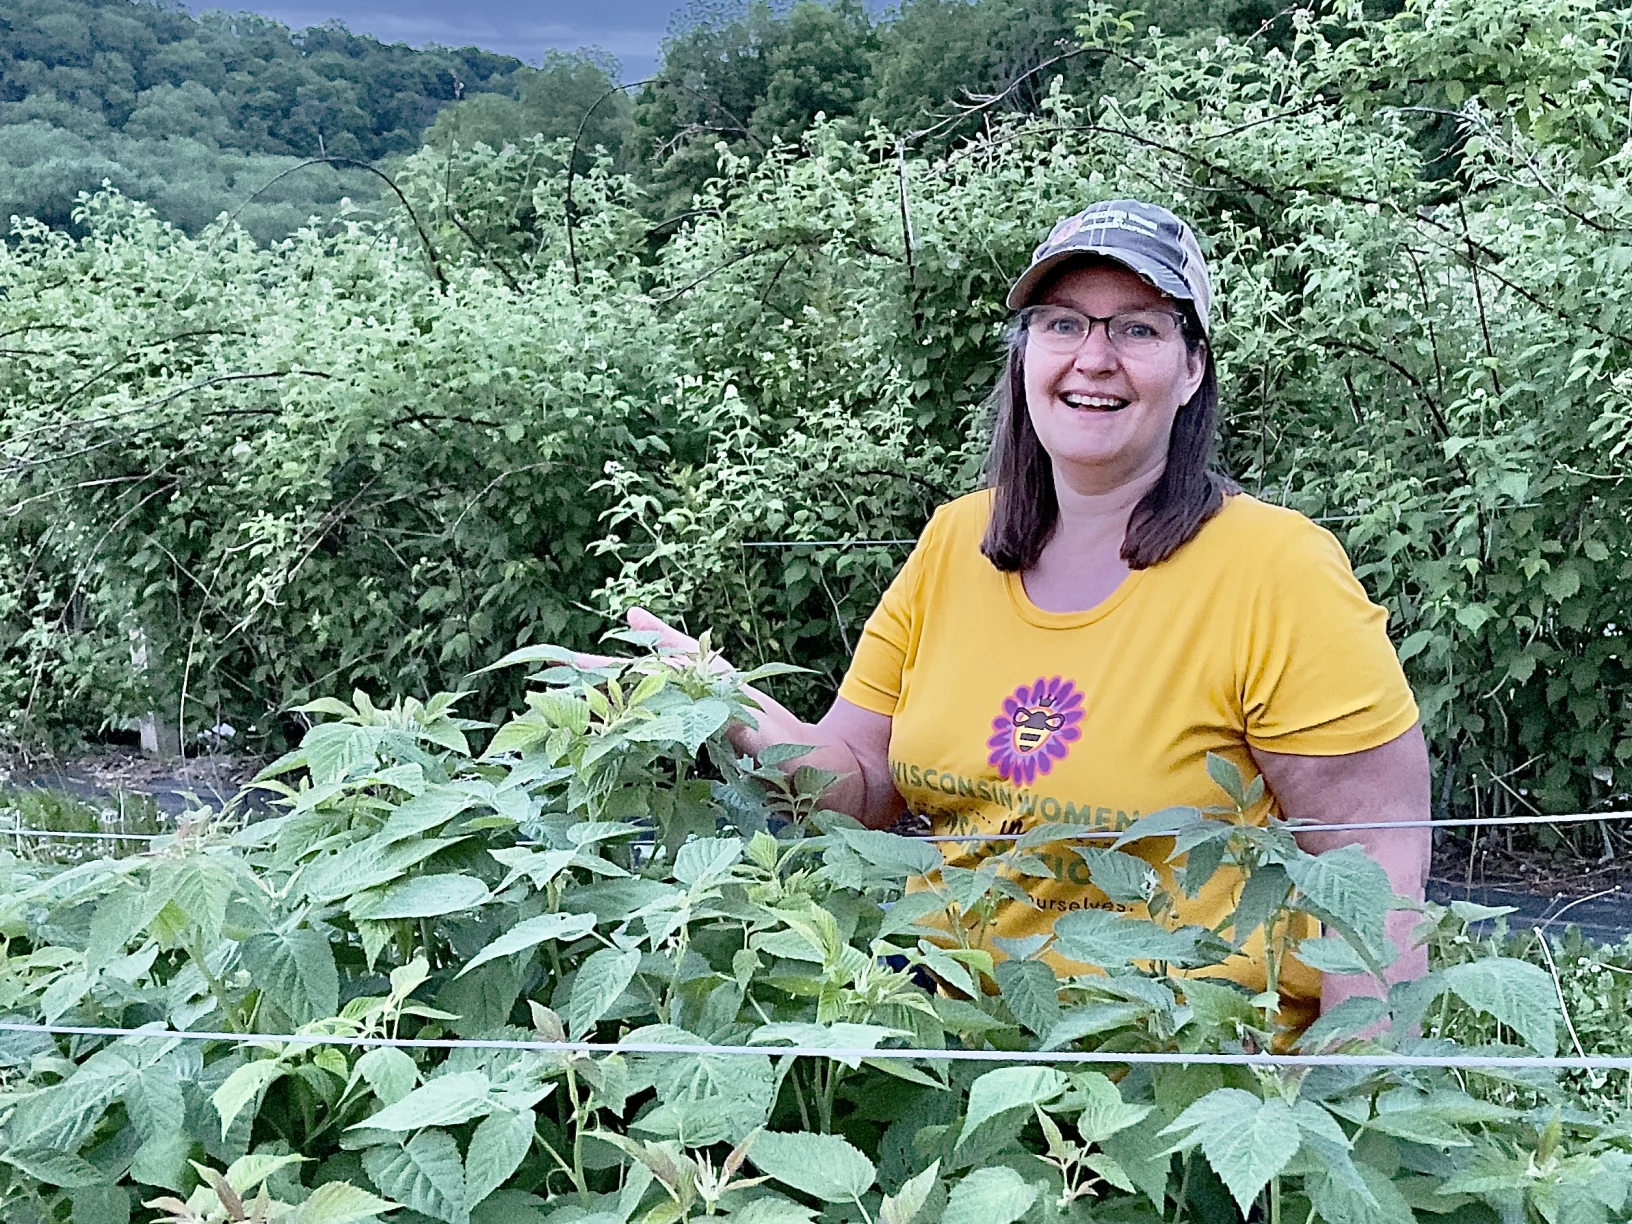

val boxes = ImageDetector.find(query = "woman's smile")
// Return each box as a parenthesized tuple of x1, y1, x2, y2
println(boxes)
(1057, 392, 1129, 411)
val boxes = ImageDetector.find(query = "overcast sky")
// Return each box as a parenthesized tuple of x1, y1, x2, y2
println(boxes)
(200, 0, 684, 79)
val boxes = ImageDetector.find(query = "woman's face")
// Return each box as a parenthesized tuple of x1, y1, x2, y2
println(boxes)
(1022, 260, 1206, 494)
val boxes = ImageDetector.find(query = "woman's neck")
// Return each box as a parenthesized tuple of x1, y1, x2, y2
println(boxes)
(1050, 459, 1163, 546)
(1021, 461, 1164, 615)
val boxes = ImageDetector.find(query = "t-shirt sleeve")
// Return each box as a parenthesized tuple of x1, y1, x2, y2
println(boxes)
(837, 514, 941, 717)
(1240, 518, 1420, 755)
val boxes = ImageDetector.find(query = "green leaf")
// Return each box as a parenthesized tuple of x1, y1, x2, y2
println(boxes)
(1296, 937, 1378, 977)
(464, 1109, 535, 1208)
(942, 1167, 1039, 1224)
(1285, 847, 1393, 966)
(729, 1198, 820, 1224)
(1309, 1163, 1417, 1224)
(1441, 958, 1562, 1055)
(624, 699, 732, 752)
(352, 875, 490, 921)
(357, 1047, 419, 1106)
(1101, 1128, 1171, 1211)
(1161, 1089, 1301, 1213)
(634, 1026, 775, 1145)
(213, 1059, 287, 1139)
(837, 828, 945, 878)
(673, 836, 744, 887)
(1111, 806, 1205, 850)
(959, 1066, 1066, 1148)
(69, 1187, 131, 1224)
(880, 1161, 940, 1224)
(1052, 909, 1222, 968)
(364, 1128, 468, 1224)
(1074, 1070, 1152, 1144)
(749, 1131, 876, 1202)
(352, 1072, 498, 1133)
(1396, 629, 1435, 663)
(1206, 754, 1250, 807)
(1, 1050, 136, 1153)
(567, 947, 642, 1038)
(879, 891, 953, 938)
(4, 1149, 105, 1187)
(304, 724, 392, 785)
(222, 1152, 309, 1196)
(993, 958, 1062, 1037)
(170, 860, 233, 938)
(1542, 565, 1581, 602)
(1074, 848, 1153, 905)
(1226, 862, 1291, 945)
(457, 911, 597, 977)
(244, 926, 340, 1024)
(294, 1181, 402, 1224)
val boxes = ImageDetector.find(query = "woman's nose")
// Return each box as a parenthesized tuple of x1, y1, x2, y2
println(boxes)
(1071, 329, 1121, 374)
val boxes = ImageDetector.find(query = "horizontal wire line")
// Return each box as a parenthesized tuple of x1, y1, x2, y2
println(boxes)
(1, 827, 174, 841)
(0, 1022, 1625, 1069)
(922, 810, 1632, 843)
(5, 809, 1630, 844)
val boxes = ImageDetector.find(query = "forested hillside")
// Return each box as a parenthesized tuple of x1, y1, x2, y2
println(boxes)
(0, 0, 540, 237)
(2, 0, 1301, 240)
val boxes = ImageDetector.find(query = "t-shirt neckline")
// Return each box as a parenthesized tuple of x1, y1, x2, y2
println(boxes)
(1004, 566, 1146, 629)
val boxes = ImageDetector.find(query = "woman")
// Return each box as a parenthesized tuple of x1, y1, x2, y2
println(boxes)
(624, 199, 1430, 1027)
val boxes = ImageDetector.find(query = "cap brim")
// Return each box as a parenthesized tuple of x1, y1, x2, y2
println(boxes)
(1006, 243, 1196, 316)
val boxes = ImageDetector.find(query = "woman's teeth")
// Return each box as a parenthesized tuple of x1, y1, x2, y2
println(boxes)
(1060, 393, 1128, 411)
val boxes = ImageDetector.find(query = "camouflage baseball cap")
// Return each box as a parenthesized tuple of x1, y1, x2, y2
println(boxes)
(1006, 199, 1213, 334)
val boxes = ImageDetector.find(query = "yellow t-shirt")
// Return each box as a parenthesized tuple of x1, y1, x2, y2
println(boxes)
(837, 489, 1420, 1030)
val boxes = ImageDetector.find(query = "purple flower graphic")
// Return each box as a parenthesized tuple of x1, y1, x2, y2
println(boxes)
(986, 676, 1085, 786)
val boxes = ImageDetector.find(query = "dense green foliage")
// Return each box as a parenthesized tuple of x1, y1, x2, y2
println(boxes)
(7, 0, 1632, 838)
(1, 653, 1622, 1224)
(0, 0, 543, 238)
(628, 0, 1286, 211)
(0, 0, 1317, 240)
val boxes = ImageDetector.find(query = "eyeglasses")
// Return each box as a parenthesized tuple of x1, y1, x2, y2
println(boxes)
(1020, 305, 1188, 355)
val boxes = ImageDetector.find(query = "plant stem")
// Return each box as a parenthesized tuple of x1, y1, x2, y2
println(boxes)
(565, 1062, 589, 1203)
(189, 941, 242, 1033)
(1270, 1175, 1282, 1224)
(1171, 1153, 1192, 1224)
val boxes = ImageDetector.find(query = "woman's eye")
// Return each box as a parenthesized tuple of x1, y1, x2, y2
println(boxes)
(1047, 317, 1082, 335)
(1123, 323, 1156, 339)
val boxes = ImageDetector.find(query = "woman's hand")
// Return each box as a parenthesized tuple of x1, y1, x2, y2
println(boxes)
(573, 607, 728, 674)
(571, 607, 902, 829)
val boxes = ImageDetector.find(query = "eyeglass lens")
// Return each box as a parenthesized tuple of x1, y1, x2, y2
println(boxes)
(1025, 306, 1182, 353)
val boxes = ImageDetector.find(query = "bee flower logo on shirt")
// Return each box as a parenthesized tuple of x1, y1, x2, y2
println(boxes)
(987, 676, 1085, 785)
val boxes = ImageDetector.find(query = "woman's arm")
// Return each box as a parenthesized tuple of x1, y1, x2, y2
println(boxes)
(602, 609, 905, 830)
(1249, 722, 1432, 1014)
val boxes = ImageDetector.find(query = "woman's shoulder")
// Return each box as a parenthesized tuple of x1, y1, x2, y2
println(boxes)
(916, 489, 996, 550)
(1201, 492, 1345, 558)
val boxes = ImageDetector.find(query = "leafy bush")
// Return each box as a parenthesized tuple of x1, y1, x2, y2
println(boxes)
(0, 649, 1624, 1224)
(6, 0, 1632, 835)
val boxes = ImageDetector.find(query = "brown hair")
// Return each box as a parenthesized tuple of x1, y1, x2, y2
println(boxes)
(979, 300, 1234, 572)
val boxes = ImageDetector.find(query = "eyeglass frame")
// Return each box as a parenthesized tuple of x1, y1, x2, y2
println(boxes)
(1016, 304, 1195, 356)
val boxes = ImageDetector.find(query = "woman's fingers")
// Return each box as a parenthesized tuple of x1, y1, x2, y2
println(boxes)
(627, 606, 700, 654)
(570, 608, 722, 675)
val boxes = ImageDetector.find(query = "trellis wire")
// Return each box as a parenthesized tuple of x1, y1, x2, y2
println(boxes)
(921, 809, 1632, 844)
(1, 826, 175, 841)
(5, 807, 1625, 844)
(0, 1021, 1627, 1070)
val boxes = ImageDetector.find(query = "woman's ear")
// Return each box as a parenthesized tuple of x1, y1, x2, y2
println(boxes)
(1180, 343, 1207, 404)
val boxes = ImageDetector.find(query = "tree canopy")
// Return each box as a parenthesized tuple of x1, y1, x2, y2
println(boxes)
(0, 0, 539, 237)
